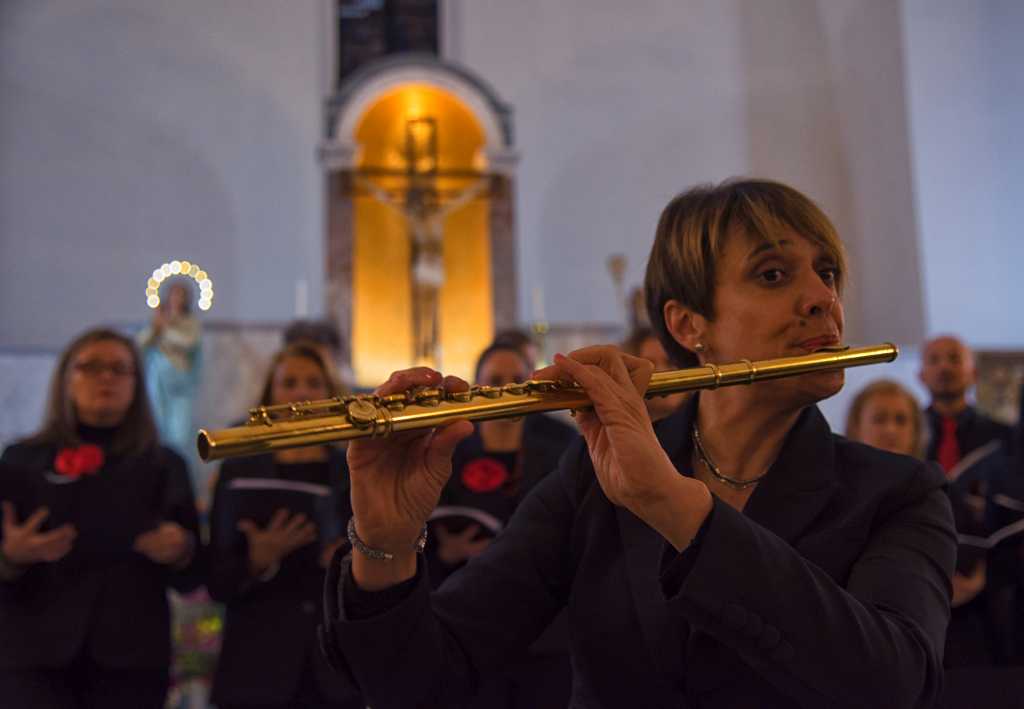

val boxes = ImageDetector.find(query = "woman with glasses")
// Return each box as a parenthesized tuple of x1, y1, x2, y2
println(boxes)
(0, 327, 202, 709)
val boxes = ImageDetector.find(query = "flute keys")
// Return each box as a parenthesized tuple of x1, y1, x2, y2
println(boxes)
(248, 407, 273, 427)
(415, 388, 442, 406)
(380, 394, 407, 411)
(503, 382, 527, 395)
(477, 386, 502, 399)
(346, 399, 379, 428)
(449, 390, 473, 403)
(525, 379, 558, 393)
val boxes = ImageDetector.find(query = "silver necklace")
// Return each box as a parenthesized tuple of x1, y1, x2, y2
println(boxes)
(691, 424, 770, 490)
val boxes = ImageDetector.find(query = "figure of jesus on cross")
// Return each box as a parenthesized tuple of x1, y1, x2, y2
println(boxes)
(356, 118, 491, 369)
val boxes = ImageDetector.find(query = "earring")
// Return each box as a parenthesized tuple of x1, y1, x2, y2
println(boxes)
(695, 342, 706, 353)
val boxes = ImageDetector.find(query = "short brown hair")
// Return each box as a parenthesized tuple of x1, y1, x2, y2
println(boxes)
(26, 327, 158, 457)
(257, 343, 344, 407)
(845, 379, 924, 458)
(644, 178, 847, 367)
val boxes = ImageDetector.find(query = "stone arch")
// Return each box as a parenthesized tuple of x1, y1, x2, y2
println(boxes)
(322, 53, 516, 173)
(320, 54, 519, 385)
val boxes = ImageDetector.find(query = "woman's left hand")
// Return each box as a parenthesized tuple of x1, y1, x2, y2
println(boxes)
(534, 346, 679, 512)
(133, 521, 192, 566)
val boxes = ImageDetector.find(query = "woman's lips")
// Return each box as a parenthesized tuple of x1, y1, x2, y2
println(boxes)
(796, 336, 840, 352)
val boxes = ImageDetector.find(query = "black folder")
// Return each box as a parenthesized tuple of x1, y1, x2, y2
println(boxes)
(218, 477, 343, 564)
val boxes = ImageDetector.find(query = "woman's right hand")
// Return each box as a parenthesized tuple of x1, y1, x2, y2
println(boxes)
(346, 368, 473, 578)
(1, 502, 77, 565)
(237, 508, 317, 576)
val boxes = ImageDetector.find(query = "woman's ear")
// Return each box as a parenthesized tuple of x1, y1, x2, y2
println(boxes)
(663, 300, 706, 356)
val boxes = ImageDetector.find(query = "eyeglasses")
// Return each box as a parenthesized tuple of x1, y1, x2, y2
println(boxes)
(72, 361, 136, 378)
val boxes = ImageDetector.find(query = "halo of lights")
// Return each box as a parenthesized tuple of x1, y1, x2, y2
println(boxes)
(146, 260, 215, 311)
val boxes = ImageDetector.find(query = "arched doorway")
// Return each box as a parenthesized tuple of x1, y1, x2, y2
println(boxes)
(321, 55, 517, 386)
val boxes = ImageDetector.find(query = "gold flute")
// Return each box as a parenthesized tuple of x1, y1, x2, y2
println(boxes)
(197, 343, 897, 461)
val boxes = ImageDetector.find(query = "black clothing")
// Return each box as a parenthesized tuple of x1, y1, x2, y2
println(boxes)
(425, 414, 577, 709)
(928, 405, 1020, 671)
(0, 435, 201, 708)
(925, 405, 1013, 467)
(0, 658, 167, 709)
(322, 401, 956, 709)
(208, 450, 361, 708)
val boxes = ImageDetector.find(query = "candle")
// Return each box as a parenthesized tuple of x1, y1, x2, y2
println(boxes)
(531, 284, 546, 323)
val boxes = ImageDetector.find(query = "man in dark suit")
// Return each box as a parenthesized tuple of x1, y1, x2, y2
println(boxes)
(921, 336, 1024, 707)
(920, 335, 1012, 475)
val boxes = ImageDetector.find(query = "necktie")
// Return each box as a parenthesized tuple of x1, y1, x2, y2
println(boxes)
(937, 416, 961, 475)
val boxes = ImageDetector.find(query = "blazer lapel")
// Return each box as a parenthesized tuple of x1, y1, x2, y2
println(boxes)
(616, 404, 693, 682)
(616, 403, 839, 690)
(741, 406, 838, 546)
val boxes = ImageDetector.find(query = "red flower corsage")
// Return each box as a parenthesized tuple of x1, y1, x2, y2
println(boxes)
(54, 444, 105, 479)
(461, 457, 509, 493)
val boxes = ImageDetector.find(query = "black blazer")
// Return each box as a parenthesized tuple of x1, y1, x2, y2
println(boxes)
(323, 400, 956, 709)
(208, 450, 359, 707)
(925, 405, 1013, 464)
(0, 442, 202, 669)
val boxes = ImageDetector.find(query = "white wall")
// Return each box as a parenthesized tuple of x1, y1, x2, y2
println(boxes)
(2, 0, 1021, 361)
(902, 0, 1024, 348)
(444, 0, 928, 347)
(0, 0, 329, 348)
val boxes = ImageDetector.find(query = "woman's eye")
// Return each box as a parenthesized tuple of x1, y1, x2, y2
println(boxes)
(820, 268, 839, 285)
(759, 268, 785, 284)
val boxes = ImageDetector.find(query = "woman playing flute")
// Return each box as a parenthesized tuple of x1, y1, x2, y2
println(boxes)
(321, 178, 956, 708)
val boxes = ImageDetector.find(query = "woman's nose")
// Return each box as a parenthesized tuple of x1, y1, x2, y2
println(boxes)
(799, 273, 837, 319)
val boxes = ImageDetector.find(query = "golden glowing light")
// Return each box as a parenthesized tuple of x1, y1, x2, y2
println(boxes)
(351, 83, 493, 385)
(145, 260, 215, 311)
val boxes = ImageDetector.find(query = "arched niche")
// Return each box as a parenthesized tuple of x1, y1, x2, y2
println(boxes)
(320, 54, 518, 386)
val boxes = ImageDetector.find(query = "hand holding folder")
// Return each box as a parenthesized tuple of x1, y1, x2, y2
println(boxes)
(237, 508, 318, 575)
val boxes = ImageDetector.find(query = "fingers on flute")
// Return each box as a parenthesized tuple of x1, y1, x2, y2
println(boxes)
(550, 346, 633, 390)
(552, 353, 612, 395)
(372, 369, 468, 398)
(374, 367, 443, 396)
(427, 419, 474, 462)
(442, 374, 470, 394)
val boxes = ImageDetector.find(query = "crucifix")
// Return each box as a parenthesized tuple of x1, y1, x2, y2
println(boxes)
(354, 117, 492, 369)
